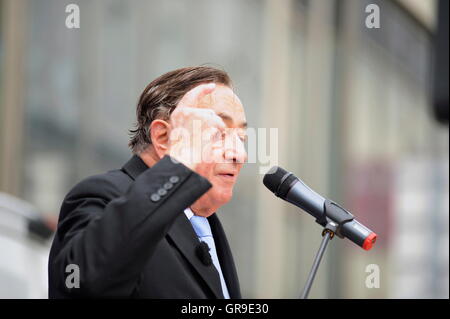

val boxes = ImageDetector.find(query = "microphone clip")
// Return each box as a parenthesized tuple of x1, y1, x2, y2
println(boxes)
(196, 241, 213, 266)
(317, 200, 355, 239)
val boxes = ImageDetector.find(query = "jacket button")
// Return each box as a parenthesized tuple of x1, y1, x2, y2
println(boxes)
(169, 176, 179, 184)
(163, 182, 173, 190)
(157, 188, 167, 196)
(150, 193, 160, 202)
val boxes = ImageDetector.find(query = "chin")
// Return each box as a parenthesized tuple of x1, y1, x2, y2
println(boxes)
(211, 188, 233, 206)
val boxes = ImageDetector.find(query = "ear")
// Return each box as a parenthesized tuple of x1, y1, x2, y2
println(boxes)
(149, 119, 170, 159)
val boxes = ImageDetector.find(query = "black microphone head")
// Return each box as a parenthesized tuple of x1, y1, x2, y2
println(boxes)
(263, 166, 298, 199)
(263, 166, 288, 193)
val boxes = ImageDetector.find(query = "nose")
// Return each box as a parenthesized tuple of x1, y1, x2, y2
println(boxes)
(223, 133, 247, 164)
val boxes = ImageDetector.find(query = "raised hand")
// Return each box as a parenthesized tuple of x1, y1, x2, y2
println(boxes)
(168, 83, 226, 171)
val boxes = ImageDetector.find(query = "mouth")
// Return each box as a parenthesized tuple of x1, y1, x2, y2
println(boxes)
(217, 172, 236, 182)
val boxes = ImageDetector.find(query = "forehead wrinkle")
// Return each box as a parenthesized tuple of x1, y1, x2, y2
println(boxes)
(198, 85, 246, 127)
(212, 84, 242, 106)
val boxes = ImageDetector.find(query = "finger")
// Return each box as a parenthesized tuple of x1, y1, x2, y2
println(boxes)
(169, 107, 226, 136)
(209, 113, 226, 130)
(177, 83, 216, 109)
(189, 108, 226, 130)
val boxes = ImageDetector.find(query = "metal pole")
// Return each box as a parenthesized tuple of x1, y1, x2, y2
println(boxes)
(300, 231, 333, 299)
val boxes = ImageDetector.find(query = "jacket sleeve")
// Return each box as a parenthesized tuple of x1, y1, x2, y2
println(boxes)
(50, 155, 212, 297)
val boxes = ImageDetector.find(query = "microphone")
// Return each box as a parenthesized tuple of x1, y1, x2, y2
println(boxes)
(263, 166, 377, 250)
(196, 241, 213, 266)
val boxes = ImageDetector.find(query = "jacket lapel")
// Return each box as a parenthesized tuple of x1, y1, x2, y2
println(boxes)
(167, 214, 225, 299)
(208, 214, 242, 299)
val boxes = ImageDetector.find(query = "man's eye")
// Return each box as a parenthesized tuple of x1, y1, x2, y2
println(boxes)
(212, 130, 225, 141)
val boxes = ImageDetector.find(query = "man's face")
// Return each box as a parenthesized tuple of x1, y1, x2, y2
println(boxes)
(192, 85, 247, 211)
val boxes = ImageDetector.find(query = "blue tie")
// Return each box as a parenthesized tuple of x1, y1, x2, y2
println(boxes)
(189, 215, 230, 299)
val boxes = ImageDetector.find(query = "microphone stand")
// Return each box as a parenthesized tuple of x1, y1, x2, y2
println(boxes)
(300, 222, 337, 299)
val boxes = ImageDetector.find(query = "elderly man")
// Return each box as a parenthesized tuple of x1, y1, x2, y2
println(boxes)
(48, 66, 248, 298)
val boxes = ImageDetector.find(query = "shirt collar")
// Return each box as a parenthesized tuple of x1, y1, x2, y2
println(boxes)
(184, 207, 194, 220)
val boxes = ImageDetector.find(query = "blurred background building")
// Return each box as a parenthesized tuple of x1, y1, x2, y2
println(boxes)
(0, 0, 448, 298)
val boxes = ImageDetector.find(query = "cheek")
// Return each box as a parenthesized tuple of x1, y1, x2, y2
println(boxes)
(204, 145, 224, 164)
(210, 175, 235, 195)
(195, 163, 216, 180)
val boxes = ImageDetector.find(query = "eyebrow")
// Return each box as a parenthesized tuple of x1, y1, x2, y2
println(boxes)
(216, 112, 247, 128)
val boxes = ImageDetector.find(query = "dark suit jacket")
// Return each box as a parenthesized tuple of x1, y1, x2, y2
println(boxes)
(48, 155, 241, 298)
